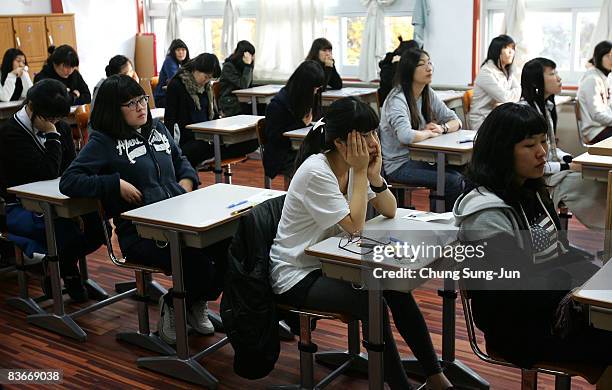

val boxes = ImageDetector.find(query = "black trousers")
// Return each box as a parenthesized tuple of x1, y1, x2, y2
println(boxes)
(278, 272, 442, 389)
(180, 139, 259, 168)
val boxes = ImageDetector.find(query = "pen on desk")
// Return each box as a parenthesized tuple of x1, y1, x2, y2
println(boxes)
(230, 205, 253, 215)
(457, 139, 473, 144)
(227, 199, 248, 209)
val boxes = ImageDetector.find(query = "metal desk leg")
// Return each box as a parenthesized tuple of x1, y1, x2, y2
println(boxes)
(137, 230, 219, 388)
(435, 152, 446, 213)
(213, 134, 223, 184)
(251, 96, 258, 115)
(78, 256, 109, 301)
(115, 272, 166, 303)
(368, 277, 384, 390)
(27, 202, 86, 341)
(6, 248, 45, 315)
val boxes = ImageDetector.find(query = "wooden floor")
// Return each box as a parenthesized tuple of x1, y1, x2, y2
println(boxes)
(0, 159, 603, 390)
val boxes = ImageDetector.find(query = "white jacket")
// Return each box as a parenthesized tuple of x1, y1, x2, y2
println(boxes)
(0, 71, 33, 102)
(468, 60, 521, 130)
(577, 67, 612, 143)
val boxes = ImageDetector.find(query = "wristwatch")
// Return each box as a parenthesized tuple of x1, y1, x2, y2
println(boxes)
(442, 123, 449, 134)
(370, 178, 388, 193)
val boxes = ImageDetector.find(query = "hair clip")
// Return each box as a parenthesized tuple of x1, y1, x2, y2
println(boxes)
(311, 117, 326, 133)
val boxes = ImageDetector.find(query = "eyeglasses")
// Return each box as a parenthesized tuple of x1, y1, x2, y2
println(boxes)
(416, 61, 434, 69)
(121, 95, 149, 110)
(338, 234, 390, 256)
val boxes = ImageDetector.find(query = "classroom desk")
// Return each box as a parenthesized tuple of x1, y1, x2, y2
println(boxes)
(305, 209, 487, 390)
(321, 87, 378, 108)
(573, 153, 612, 259)
(588, 137, 612, 158)
(573, 258, 612, 332)
(187, 115, 264, 183)
(407, 129, 475, 212)
(435, 90, 464, 110)
(122, 183, 284, 387)
(233, 84, 284, 115)
(7, 178, 124, 342)
(283, 126, 310, 150)
(151, 107, 165, 121)
(0, 100, 23, 120)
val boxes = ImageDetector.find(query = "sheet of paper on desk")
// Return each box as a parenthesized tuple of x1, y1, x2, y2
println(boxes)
(245, 191, 279, 205)
(459, 132, 476, 142)
(402, 211, 454, 223)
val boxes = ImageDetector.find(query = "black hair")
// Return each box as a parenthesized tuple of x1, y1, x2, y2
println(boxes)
(482, 34, 515, 77)
(393, 37, 420, 56)
(167, 39, 190, 65)
(182, 53, 221, 77)
(295, 97, 379, 169)
(46, 44, 79, 67)
(465, 103, 548, 204)
(285, 60, 325, 121)
(1, 48, 27, 85)
(105, 55, 133, 77)
(393, 48, 434, 129)
(24, 79, 71, 121)
(305, 38, 333, 62)
(591, 40, 612, 76)
(521, 57, 558, 131)
(227, 40, 255, 70)
(90, 74, 152, 140)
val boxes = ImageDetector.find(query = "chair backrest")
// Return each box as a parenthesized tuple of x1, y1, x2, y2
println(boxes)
(212, 80, 222, 101)
(150, 76, 159, 92)
(462, 89, 474, 129)
(255, 117, 267, 147)
(574, 100, 588, 148)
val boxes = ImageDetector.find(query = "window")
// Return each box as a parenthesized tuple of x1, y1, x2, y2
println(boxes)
(205, 18, 224, 60)
(384, 16, 413, 52)
(484, 5, 599, 84)
(182, 17, 206, 59)
(238, 17, 256, 43)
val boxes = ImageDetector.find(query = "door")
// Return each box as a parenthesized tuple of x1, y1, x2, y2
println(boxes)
(0, 18, 14, 58)
(45, 15, 76, 49)
(13, 17, 47, 64)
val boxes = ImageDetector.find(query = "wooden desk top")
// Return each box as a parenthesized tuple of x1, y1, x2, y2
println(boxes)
(573, 152, 612, 168)
(8, 178, 70, 205)
(283, 126, 310, 140)
(186, 115, 264, 134)
(588, 138, 612, 157)
(321, 87, 377, 99)
(121, 183, 284, 232)
(573, 259, 612, 309)
(233, 84, 284, 97)
(407, 129, 476, 153)
(305, 208, 457, 269)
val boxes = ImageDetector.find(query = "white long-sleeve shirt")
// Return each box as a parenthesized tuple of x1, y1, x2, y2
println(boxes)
(0, 71, 33, 102)
(577, 67, 612, 143)
(469, 60, 521, 130)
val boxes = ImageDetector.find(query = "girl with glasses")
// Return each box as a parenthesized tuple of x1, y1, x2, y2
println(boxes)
(269, 97, 453, 390)
(60, 74, 230, 344)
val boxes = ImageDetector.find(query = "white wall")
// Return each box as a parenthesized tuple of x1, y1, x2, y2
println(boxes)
(0, 0, 51, 14)
(62, 0, 138, 91)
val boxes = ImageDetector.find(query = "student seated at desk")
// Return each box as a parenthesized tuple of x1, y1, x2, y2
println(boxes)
(305, 38, 342, 91)
(218, 40, 256, 117)
(34, 45, 91, 106)
(0, 80, 105, 302)
(469, 35, 521, 130)
(0, 48, 32, 102)
(165, 53, 258, 168)
(60, 75, 227, 344)
(577, 40, 612, 144)
(453, 103, 612, 373)
(91, 55, 140, 113)
(270, 97, 453, 390)
(263, 60, 324, 180)
(154, 39, 190, 108)
(521, 57, 606, 230)
(378, 37, 419, 106)
(379, 48, 463, 211)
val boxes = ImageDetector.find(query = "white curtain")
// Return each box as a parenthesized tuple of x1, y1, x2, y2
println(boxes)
(412, 0, 430, 48)
(502, 0, 528, 74)
(166, 0, 182, 51)
(588, 0, 612, 66)
(222, 0, 240, 59)
(358, 0, 396, 82)
(254, 0, 323, 80)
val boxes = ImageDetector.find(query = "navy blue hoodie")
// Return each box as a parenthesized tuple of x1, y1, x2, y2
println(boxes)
(60, 119, 199, 252)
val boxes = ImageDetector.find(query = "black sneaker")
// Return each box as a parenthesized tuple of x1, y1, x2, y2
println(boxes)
(63, 276, 89, 303)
